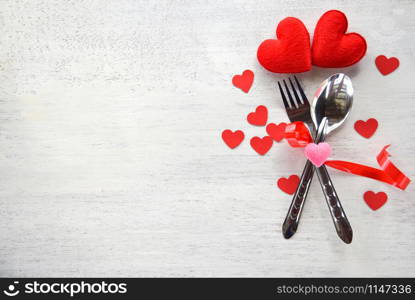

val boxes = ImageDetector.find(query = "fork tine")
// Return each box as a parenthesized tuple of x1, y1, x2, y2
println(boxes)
(294, 76, 309, 105)
(283, 79, 297, 108)
(288, 77, 302, 105)
(278, 81, 291, 110)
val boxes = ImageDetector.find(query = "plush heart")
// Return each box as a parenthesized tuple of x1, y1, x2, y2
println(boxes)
(304, 142, 332, 167)
(364, 191, 387, 210)
(354, 118, 378, 138)
(266, 122, 287, 142)
(247, 105, 268, 126)
(277, 175, 300, 195)
(250, 136, 273, 155)
(375, 55, 400, 75)
(311, 10, 367, 68)
(232, 70, 254, 93)
(257, 17, 311, 73)
(222, 130, 244, 149)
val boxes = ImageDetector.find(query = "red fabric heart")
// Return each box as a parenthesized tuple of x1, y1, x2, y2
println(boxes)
(247, 105, 268, 126)
(277, 175, 300, 195)
(364, 191, 388, 210)
(222, 130, 244, 149)
(354, 118, 378, 139)
(250, 136, 273, 155)
(232, 70, 254, 93)
(311, 10, 367, 68)
(375, 55, 399, 75)
(257, 17, 311, 73)
(266, 122, 287, 142)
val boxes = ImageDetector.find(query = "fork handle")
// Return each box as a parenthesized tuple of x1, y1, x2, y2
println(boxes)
(315, 164, 353, 244)
(282, 160, 314, 238)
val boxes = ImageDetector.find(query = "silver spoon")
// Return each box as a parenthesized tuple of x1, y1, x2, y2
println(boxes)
(311, 73, 353, 244)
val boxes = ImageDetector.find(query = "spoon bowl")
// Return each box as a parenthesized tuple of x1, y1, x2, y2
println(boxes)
(311, 73, 353, 136)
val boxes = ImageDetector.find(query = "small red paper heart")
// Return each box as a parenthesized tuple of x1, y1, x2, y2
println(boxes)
(247, 105, 268, 126)
(250, 136, 273, 155)
(375, 55, 400, 75)
(266, 122, 287, 142)
(354, 118, 378, 139)
(364, 191, 388, 210)
(222, 130, 244, 149)
(257, 17, 311, 73)
(232, 70, 254, 93)
(277, 175, 300, 195)
(311, 10, 367, 67)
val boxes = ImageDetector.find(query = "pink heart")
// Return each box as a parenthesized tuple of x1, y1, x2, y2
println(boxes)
(304, 142, 332, 167)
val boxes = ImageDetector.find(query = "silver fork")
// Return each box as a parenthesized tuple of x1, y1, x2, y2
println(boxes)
(277, 77, 316, 239)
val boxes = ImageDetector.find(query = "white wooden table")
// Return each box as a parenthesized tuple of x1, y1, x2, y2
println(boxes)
(0, 0, 414, 277)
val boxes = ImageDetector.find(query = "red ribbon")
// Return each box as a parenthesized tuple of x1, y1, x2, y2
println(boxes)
(284, 122, 411, 190)
(285, 122, 312, 147)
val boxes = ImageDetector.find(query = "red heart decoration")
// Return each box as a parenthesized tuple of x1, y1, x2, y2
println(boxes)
(354, 118, 378, 139)
(364, 191, 388, 210)
(222, 130, 244, 149)
(277, 175, 300, 195)
(250, 136, 273, 155)
(257, 17, 311, 73)
(375, 55, 400, 75)
(311, 10, 367, 67)
(247, 105, 268, 126)
(232, 70, 254, 93)
(266, 122, 287, 142)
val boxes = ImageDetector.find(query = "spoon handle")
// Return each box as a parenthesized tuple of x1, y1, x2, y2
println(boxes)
(315, 165, 353, 244)
(282, 160, 314, 238)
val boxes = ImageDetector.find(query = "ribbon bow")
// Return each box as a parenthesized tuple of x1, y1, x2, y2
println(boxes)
(284, 122, 411, 190)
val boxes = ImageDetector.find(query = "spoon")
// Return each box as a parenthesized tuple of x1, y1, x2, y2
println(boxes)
(311, 73, 353, 244)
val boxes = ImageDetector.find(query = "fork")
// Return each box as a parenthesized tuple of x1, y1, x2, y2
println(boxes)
(277, 76, 316, 239)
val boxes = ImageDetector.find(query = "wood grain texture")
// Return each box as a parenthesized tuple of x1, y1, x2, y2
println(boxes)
(0, 0, 414, 277)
